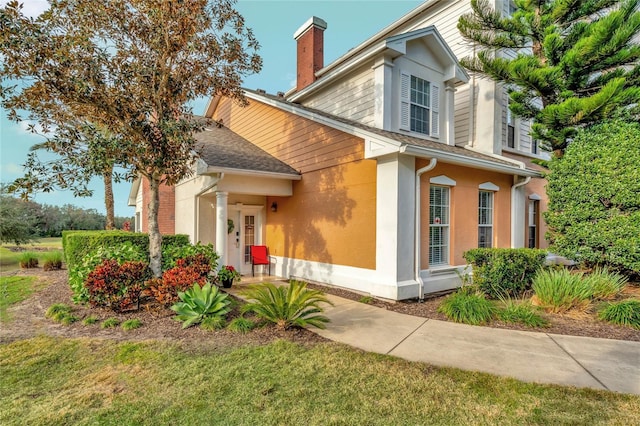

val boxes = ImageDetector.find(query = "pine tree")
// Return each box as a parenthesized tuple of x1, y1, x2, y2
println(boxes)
(458, 0, 640, 155)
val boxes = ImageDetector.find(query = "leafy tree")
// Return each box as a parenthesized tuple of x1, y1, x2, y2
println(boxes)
(0, 0, 262, 276)
(544, 119, 640, 276)
(458, 0, 640, 155)
(0, 191, 39, 244)
(10, 122, 130, 230)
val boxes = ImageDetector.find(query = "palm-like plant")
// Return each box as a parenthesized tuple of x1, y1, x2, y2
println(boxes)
(241, 281, 333, 330)
(170, 282, 231, 329)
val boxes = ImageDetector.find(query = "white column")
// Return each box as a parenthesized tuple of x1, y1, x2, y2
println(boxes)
(445, 83, 456, 146)
(373, 54, 394, 130)
(511, 179, 527, 248)
(215, 191, 228, 266)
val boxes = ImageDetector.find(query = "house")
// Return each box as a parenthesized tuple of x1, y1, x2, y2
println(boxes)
(129, 1, 548, 300)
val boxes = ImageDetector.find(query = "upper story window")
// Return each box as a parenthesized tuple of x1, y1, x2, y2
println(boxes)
(506, 100, 515, 148)
(400, 72, 439, 137)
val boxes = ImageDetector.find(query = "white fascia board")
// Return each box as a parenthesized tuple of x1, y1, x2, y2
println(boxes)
(127, 176, 141, 206)
(400, 145, 542, 177)
(202, 166, 301, 181)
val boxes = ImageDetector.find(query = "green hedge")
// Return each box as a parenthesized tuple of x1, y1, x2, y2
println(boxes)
(63, 231, 190, 271)
(464, 248, 547, 299)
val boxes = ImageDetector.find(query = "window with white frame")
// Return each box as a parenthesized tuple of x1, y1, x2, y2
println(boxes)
(400, 72, 439, 137)
(528, 200, 538, 248)
(429, 185, 450, 265)
(506, 99, 515, 148)
(478, 191, 493, 248)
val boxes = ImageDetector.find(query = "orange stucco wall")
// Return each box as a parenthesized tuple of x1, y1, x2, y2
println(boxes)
(418, 160, 513, 268)
(214, 97, 376, 269)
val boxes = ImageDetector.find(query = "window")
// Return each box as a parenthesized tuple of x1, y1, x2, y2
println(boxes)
(531, 138, 539, 154)
(528, 200, 538, 248)
(400, 72, 439, 137)
(478, 191, 493, 248)
(506, 101, 515, 148)
(429, 186, 450, 265)
(508, 0, 517, 15)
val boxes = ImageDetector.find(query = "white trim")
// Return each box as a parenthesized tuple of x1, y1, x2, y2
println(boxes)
(479, 182, 500, 191)
(293, 16, 327, 40)
(429, 175, 456, 186)
(529, 193, 542, 201)
(202, 166, 301, 180)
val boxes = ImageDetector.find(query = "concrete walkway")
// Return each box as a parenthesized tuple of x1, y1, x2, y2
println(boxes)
(313, 293, 640, 395)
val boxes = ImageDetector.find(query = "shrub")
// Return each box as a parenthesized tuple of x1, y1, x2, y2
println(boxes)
(531, 269, 592, 313)
(545, 120, 640, 276)
(121, 319, 143, 331)
(84, 259, 151, 311)
(19, 252, 38, 269)
(583, 267, 628, 300)
(227, 317, 255, 334)
(463, 248, 547, 298)
(101, 318, 120, 328)
(241, 281, 333, 330)
(42, 251, 63, 271)
(598, 300, 640, 329)
(170, 282, 231, 329)
(438, 289, 496, 325)
(497, 299, 549, 328)
(147, 262, 209, 307)
(69, 242, 147, 303)
(162, 243, 219, 271)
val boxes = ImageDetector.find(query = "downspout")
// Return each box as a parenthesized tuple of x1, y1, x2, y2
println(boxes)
(511, 176, 531, 248)
(416, 158, 437, 301)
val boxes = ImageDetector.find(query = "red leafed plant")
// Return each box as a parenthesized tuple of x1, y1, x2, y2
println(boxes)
(84, 259, 151, 311)
(146, 255, 212, 307)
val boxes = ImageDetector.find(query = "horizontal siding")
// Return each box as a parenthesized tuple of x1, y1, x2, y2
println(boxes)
(215, 97, 364, 174)
(454, 84, 471, 146)
(303, 66, 375, 126)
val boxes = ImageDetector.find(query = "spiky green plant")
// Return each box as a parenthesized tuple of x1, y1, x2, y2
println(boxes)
(101, 318, 120, 329)
(59, 315, 78, 325)
(121, 319, 142, 331)
(200, 316, 225, 331)
(45, 303, 71, 319)
(227, 317, 255, 334)
(42, 251, 63, 271)
(583, 268, 628, 301)
(18, 252, 38, 268)
(241, 281, 333, 330)
(438, 289, 496, 325)
(598, 300, 640, 329)
(532, 269, 592, 313)
(497, 299, 549, 328)
(170, 282, 231, 329)
(82, 316, 99, 325)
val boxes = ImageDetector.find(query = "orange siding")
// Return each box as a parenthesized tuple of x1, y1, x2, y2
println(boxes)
(265, 159, 377, 269)
(418, 160, 513, 268)
(215, 97, 364, 173)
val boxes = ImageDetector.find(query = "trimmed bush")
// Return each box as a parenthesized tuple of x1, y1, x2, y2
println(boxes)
(438, 289, 496, 325)
(532, 269, 592, 313)
(62, 230, 189, 272)
(241, 281, 333, 330)
(84, 259, 151, 311)
(598, 299, 640, 329)
(464, 248, 547, 298)
(545, 120, 640, 276)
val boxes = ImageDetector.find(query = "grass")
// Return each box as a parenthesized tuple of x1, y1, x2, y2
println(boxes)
(532, 268, 592, 313)
(0, 337, 638, 425)
(498, 299, 550, 328)
(82, 316, 99, 325)
(438, 289, 496, 325)
(0, 237, 63, 272)
(101, 318, 120, 329)
(584, 267, 628, 300)
(18, 252, 39, 269)
(227, 317, 255, 333)
(0, 276, 45, 322)
(598, 299, 640, 329)
(121, 319, 143, 331)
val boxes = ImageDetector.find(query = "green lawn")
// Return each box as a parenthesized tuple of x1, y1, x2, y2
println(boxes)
(0, 276, 43, 322)
(1, 337, 638, 425)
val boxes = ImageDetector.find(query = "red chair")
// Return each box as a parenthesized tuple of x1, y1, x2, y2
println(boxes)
(250, 245, 271, 276)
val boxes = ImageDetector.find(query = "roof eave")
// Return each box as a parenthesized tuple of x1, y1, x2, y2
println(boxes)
(201, 166, 302, 181)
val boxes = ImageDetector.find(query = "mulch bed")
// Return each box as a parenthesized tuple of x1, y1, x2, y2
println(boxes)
(306, 282, 640, 342)
(2, 268, 639, 345)
(0, 268, 328, 349)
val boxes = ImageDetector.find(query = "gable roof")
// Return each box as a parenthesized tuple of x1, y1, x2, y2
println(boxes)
(240, 90, 540, 178)
(195, 123, 300, 178)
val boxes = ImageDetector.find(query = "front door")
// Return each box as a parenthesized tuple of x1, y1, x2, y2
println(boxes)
(225, 206, 262, 275)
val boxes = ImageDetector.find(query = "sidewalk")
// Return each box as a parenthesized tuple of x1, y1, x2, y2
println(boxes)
(314, 293, 640, 395)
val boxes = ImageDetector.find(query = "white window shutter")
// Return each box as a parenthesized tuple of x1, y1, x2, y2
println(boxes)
(431, 84, 440, 137)
(400, 71, 410, 130)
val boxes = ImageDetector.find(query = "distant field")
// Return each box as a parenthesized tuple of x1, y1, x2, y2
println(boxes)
(0, 238, 63, 272)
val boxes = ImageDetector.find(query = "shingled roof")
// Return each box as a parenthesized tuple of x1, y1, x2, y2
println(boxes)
(194, 123, 300, 177)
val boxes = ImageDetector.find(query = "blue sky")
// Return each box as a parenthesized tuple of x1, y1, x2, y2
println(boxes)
(0, 0, 423, 217)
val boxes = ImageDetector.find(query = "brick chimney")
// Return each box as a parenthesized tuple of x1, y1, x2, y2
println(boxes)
(294, 16, 327, 92)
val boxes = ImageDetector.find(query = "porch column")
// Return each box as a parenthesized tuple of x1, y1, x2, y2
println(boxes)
(215, 191, 228, 266)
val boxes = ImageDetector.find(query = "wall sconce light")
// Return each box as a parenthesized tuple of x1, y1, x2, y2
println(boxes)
(271, 202, 278, 212)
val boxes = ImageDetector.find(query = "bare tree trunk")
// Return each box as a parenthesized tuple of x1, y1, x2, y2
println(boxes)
(103, 167, 115, 230)
(147, 176, 163, 278)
